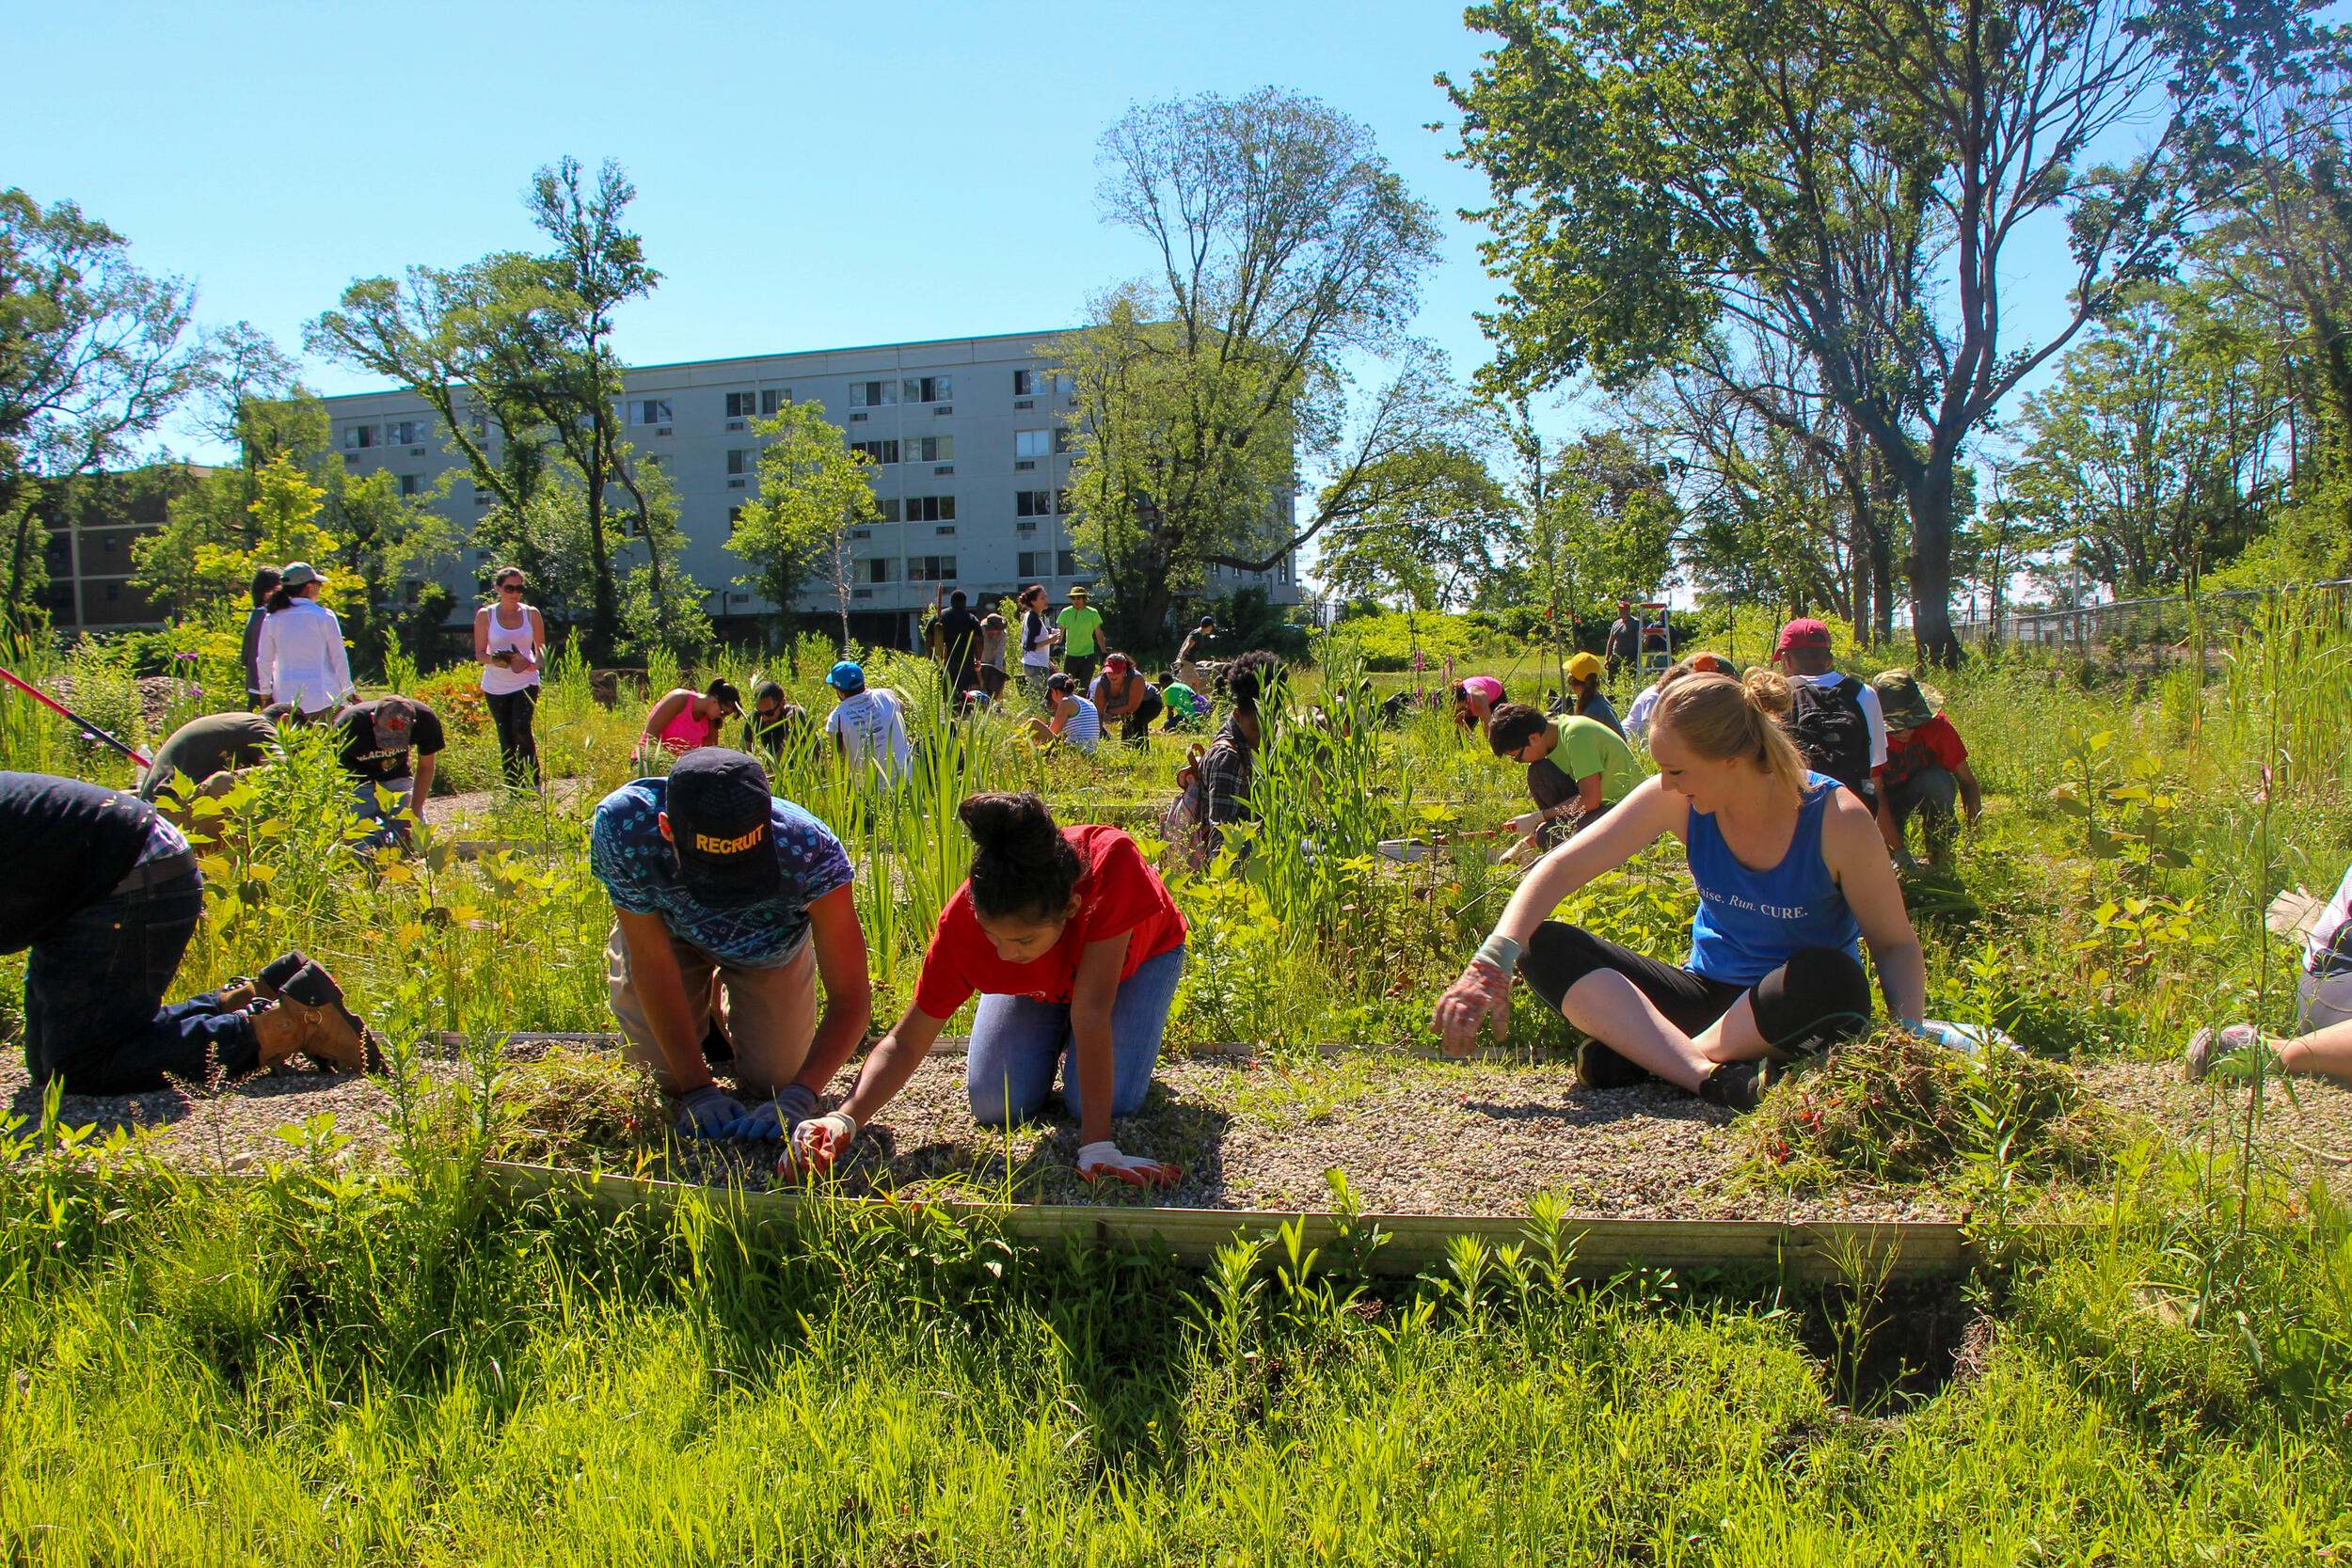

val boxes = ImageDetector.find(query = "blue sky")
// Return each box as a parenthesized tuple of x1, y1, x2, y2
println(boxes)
(9, 0, 1518, 462)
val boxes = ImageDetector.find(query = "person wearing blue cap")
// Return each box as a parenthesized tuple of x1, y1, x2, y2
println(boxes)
(822, 660, 912, 784)
(589, 748, 872, 1142)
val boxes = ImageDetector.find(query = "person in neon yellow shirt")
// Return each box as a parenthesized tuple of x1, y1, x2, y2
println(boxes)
(1057, 585, 1105, 690)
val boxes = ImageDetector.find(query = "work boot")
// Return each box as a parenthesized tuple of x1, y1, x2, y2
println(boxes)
(1698, 1060, 1773, 1113)
(207, 949, 316, 1012)
(270, 954, 368, 1042)
(250, 990, 370, 1075)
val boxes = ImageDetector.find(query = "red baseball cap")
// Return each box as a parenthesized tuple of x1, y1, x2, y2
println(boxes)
(1773, 617, 1832, 657)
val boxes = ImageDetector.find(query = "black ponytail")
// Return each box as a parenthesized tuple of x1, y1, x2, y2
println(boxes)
(959, 791, 1083, 922)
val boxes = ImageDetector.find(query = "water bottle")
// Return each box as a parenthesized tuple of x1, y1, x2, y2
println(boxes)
(1913, 1018, 2021, 1055)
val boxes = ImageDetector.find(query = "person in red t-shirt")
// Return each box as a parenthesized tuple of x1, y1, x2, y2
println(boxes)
(1870, 670, 1981, 867)
(793, 792, 1189, 1188)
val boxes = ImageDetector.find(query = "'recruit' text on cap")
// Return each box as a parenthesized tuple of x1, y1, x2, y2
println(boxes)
(662, 749, 781, 906)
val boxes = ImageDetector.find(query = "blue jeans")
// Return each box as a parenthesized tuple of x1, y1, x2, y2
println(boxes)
(966, 944, 1185, 1125)
(22, 871, 258, 1092)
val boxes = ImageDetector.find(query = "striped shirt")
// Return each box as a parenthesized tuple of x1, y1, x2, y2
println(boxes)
(1059, 695, 1101, 753)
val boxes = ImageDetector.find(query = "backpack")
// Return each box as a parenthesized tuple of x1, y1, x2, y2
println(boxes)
(1783, 674, 1873, 793)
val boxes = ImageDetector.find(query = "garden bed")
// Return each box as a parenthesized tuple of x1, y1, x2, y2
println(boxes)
(9, 1034, 2349, 1221)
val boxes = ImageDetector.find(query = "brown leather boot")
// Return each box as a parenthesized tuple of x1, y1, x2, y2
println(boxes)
(250, 992, 370, 1075)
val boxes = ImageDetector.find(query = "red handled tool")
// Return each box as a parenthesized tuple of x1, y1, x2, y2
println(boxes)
(0, 666, 152, 768)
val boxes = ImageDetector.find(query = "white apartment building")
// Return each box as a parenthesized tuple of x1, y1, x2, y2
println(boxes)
(316, 328, 1300, 649)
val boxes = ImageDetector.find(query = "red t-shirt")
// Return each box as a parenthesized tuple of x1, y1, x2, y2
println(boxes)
(914, 826, 1188, 1016)
(1883, 713, 1966, 791)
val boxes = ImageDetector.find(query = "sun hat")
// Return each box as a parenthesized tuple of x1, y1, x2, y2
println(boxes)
(1565, 650, 1604, 682)
(1773, 617, 1832, 657)
(1068, 584, 1089, 599)
(1687, 651, 1729, 674)
(1870, 668, 1944, 730)
(279, 562, 320, 588)
(662, 749, 780, 906)
(825, 660, 866, 693)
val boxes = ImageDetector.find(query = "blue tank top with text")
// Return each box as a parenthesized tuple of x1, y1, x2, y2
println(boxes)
(1684, 771, 1862, 985)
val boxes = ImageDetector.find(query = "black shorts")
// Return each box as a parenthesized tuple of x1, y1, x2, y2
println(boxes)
(1516, 922, 1874, 1057)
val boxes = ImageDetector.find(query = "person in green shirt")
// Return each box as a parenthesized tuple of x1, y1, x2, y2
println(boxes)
(1056, 585, 1105, 691)
(1486, 702, 1644, 863)
(1159, 669, 1205, 730)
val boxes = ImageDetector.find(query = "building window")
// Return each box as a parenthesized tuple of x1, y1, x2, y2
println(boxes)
(907, 555, 958, 582)
(1057, 550, 1078, 577)
(905, 495, 955, 523)
(850, 439, 899, 465)
(724, 391, 760, 418)
(873, 497, 902, 523)
(105, 583, 121, 602)
(385, 419, 422, 446)
(1013, 369, 1037, 396)
(1054, 428, 1073, 453)
(863, 557, 894, 584)
(1279, 555, 1295, 583)
(1013, 429, 1050, 458)
(399, 474, 420, 496)
(901, 374, 951, 404)
(1018, 550, 1047, 578)
(633, 399, 673, 425)
(342, 424, 376, 451)
(760, 388, 789, 414)
(726, 448, 755, 476)
(905, 435, 953, 463)
(848, 379, 898, 408)
(1015, 490, 1052, 517)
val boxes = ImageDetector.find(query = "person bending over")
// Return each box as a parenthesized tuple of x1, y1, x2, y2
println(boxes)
(138, 708, 284, 827)
(793, 791, 1187, 1188)
(1553, 651, 1626, 738)
(1486, 702, 1643, 862)
(823, 661, 913, 784)
(635, 678, 743, 766)
(1196, 650, 1282, 857)
(1432, 669, 1927, 1110)
(1160, 668, 1207, 731)
(336, 695, 445, 850)
(5, 771, 367, 1092)
(1089, 653, 1164, 748)
(1451, 674, 1506, 734)
(1871, 669, 1981, 867)
(747, 679, 812, 763)
(1029, 672, 1102, 753)
(590, 748, 870, 1142)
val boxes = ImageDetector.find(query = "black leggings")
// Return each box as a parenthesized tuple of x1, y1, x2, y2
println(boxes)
(1517, 922, 1874, 1058)
(486, 686, 541, 787)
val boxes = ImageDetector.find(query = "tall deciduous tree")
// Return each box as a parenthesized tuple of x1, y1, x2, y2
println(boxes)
(0, 189, 212, 628)
(725, 399, 882, 650)
(1445, 0, 2298, 662)
(1316, 440, 1518, 611)
(1052, 89, 1459, 640)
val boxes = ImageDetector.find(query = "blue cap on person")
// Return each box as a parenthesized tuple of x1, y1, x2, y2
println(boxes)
(826, 660, 866, 693)
(663, 749, 780, 906)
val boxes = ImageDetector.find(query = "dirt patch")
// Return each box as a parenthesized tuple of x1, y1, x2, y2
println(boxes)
(12, 1037, 2345, 1218)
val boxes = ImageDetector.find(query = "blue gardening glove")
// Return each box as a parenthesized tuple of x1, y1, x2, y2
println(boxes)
(725, 1083, 820, 1142)
(675, 1084, 749, 1139)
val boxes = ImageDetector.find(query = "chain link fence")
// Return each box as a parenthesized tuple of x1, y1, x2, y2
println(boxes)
(1951, 580, 2352, 657)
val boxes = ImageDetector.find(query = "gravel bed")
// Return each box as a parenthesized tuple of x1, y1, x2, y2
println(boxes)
(12, 1038, 2348, 1219)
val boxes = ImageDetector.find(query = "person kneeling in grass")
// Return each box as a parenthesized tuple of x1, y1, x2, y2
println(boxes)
(1028, 672, 1102, 753)
(591, 748, 871, 1142)
(2188, 860, 2352, 1085)
(1432, 668, 1928, 1110)
(1486, 701, 1644, 863)
(1870, 669, 1981, 868)
(794, 791, 1187, 1188)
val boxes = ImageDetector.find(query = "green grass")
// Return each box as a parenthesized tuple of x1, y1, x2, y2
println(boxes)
(8, 597, 2352, 1559)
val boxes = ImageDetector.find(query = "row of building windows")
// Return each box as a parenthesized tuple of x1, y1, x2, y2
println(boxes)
(341, 371, 1076, 451)
(850, 549, 1087, 587)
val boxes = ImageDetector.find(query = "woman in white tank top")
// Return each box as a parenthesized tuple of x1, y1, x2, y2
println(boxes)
(474, 566, 546, 787)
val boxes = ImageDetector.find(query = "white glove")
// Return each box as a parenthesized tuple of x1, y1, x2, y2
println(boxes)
(785, 1111, 858, 1179)
(1076, 1139, 1182, 1189)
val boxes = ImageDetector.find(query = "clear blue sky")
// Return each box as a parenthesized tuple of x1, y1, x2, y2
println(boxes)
(8, 0, 1519, 463)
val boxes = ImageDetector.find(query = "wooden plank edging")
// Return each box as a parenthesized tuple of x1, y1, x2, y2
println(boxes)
(483, 1159, 2007, 1282)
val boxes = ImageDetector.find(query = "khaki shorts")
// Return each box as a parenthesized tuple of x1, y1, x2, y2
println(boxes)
(605, 922, 816, 1097)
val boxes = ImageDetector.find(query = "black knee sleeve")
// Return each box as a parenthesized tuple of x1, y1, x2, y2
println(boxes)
(1517, 923, 1614, 1015)
(1750, 947, 1875, 1056)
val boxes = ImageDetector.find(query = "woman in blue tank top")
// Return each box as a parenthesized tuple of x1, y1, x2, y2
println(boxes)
(1432, 668, 1927, 1110)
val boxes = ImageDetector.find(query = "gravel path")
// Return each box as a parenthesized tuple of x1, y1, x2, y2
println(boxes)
(11, 1039, 2349, 1218)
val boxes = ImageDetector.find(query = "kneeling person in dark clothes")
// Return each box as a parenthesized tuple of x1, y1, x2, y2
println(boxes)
(138, 708, 284, 825)
(3, 772, 369, 1093)
(336, 695, 445, 848)
(1431, 670, 1928, 1110)
(1486, 702, 1644, 863)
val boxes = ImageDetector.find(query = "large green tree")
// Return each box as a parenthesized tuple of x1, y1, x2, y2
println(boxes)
(0, 189, 212, 628)
(1052, 89, 1465, 641)
(1315, 439, 1517, 612)
(1445, 0, 2301, 662)
(724, 398, 881, 649)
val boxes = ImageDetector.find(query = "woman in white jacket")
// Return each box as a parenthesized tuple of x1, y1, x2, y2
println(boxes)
(255, 562, 353, 718)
